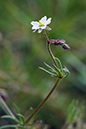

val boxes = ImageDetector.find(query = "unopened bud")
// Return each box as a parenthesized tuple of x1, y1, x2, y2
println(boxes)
(53, 40, 60, 45)
(48, 39, 70, 50)
(62, 44, 70, 50)
(59, 40, 66, 45)
(48, 39, 59, 45)
(49, 39, 66, 46)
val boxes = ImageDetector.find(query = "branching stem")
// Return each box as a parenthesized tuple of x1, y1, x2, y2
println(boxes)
(25, 30, 63, 124)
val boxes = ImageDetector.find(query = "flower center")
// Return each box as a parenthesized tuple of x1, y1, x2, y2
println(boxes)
(39, 20, 44, 27)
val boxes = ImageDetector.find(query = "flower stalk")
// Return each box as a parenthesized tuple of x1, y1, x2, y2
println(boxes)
(25, 17, 70, 123)
(25, 29, 64, 123)
(25, 77, 61, 124)
(43, 30, 59, 68)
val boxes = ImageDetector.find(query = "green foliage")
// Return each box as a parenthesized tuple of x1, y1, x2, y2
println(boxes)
(1, 115, 19, 123)
(67, 100, 84, 124)
(39, 57, 70, 78)
(13, 104, 25, 124)
(1, 104, 26, 129)
(0, 125, 17, 129)
(39, 63, 58, 77)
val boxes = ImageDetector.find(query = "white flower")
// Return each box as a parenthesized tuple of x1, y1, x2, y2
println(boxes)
(31, 16, 52, 33)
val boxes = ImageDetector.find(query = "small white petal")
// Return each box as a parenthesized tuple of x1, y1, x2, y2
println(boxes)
(31, 21, 34, 25)
(33, 29, 38, 33)
(46, 18, 52, 25)
(32, 26, 35, 29)
(38, 28, 42, 33)
(40, 16, 47, 23)
(31, 21, 38, 25)
(32, 25, 39, 29)
(31, 21, 40, 30)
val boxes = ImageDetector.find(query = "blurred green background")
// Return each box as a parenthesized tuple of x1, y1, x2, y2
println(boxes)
(0, 0, 86, 128)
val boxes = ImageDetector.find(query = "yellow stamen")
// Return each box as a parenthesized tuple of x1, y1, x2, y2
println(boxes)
(39, 20, 44, 27)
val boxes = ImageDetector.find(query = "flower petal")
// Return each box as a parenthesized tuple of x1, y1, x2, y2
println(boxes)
(32, 25, 39, 29)
(40, 16, 47, 23)
(31, 21, 39, 29)
(41, 25, 46, 29)
(38, 28, 42, 33)
(46, 18, 52, 25)
(31, 21, 39, 25)
(33, 29, 38, 33)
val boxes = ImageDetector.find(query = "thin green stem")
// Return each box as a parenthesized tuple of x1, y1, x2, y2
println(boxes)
(43, 30, 59, 68)
(43, 30, 49, 41)
(25, 77, 61, 124)
(47, 43, 59, 68)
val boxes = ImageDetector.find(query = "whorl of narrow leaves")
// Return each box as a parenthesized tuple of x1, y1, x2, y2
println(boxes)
(39, 57, 70, 79)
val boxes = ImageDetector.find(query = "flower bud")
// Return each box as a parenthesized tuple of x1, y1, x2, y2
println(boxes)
(54, 40, 60, 45)
(62, 44, 70, 50)
(48, 39, 60, 45)
(48, 39, 66, 45)
(48, 39, 58, 44)
(48, 39, 70, 50)
(59, 40, 66, 45)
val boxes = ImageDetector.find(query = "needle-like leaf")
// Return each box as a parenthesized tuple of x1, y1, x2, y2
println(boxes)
(0, 125, 16, 129)
(53, 64, 63, 77)
(55, 57, 63, 73)
(39, 67, 57, 77)
(13, 103, 22, 123)
(17, 114, 25, 124)
(44, 62, 58, 75)
(1, 115, 19, 123)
